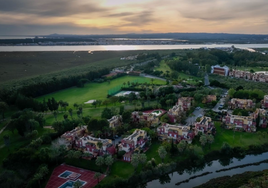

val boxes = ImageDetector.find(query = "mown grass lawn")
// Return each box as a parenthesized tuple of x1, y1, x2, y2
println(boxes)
(202, 122, 268, 153)
(36, 75, 165, 106)
(43, 100, 160, 126)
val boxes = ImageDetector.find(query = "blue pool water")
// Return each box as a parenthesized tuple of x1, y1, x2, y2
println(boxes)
(58, 180, 86, 188)
(59, 171, 72, 178)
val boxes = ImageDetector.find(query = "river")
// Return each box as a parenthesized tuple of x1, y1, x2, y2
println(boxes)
(0, 44, 268, 52)
(146, 152, 268, 188)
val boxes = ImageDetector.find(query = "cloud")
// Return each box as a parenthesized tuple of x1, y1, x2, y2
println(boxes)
(0, 23, 120, 35)
(0, 0, 108, 17)
(122, 10, 157, 27)
(176, 0, 268, 21)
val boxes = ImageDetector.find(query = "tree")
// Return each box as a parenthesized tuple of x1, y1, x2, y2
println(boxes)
(73, 180, 83, 188)
(228, 88, 236, 98)
(177, 140, 187, 153)
(102, 100, 110, 108)
(97, 142, 103, 155)
(53, 111, 58, 121)
(0, 102, 8, 120)
(131, 153, 140, 170)
(94, 172, 102, 183)
(95, 156, 104, 172)
(62, 102, 69, 111)
(139, 153, 147, 166)
(105, 155, 114, 172)
(76, 110, 81, 118)
(199, 134, 207, 148)
(73, 103, 79, 109)
(68, 108, 73, 119)
(67, 150, 75, 158)
(119, 105, 124, 115)
(73, 151, 82, 158)
(207, 134, 214, 149)
(101, 108, 114, 119)
(158, 146, 167, 163)
(92, 101, 97, 108)
(63, 113, 68, 120)
(122, 110, 132, 123)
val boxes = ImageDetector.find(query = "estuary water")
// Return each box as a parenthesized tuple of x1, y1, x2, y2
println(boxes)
(0, 44, 268, 52)
(146, 151, 268, 188)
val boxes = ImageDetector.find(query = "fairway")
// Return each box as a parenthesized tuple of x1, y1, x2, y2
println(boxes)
(37, 75, 165, 105)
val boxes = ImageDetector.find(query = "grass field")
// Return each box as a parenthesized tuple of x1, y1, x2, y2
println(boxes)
(0, 50, 181, 84)
(155, 60, 200, 84)
(36, 75, 165, 106)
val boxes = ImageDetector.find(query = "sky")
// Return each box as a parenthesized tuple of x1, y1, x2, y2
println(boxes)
(0, 0, 268, 35)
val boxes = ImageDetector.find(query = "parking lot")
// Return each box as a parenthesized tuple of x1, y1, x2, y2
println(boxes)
(185, 108, 204, 126)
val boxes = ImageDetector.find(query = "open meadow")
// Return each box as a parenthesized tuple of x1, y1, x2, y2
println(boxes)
(0, 50, 180, 84)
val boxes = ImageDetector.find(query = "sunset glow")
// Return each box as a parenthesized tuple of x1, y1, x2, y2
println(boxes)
(0, 0, 267, 35)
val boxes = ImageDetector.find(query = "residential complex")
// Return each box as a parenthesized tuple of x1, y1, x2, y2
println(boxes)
(261, 95, 268, 109)
(228, 98, 255, 109)
(107, 115, 122, 128)
(119, 129, 149, 161)
(177, 97, 193, 111)
(229, 69, 268, 83)
(194, 116, 215, 135)
(211, 65, 229, 76)
(168, 97, 192, 123)
(203, 95, 217, 103)
(61, 126, 87, 147)
(222, 108, 267, 132)
(75, 136, 115, 157)
(132, 109, 166, 127)
(157, 123, 195, 143)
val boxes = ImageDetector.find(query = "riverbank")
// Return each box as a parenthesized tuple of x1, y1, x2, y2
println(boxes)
(194, 169, 268, 188)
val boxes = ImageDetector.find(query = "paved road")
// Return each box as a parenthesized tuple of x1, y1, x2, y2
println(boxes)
(140, 74, 167, 81)
(212, 90, 228, 112)
(204, 73, 210, 86)
(186, 108, 204, 126)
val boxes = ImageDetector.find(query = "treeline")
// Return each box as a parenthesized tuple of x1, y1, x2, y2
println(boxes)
(167, 59, 199, 76)
(210, 74, 268, 94)
(186, 48, 268, 67)
(0, 68, 109, 111)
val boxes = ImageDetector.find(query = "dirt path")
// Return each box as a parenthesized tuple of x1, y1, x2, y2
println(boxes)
(0, 124, 7, 135)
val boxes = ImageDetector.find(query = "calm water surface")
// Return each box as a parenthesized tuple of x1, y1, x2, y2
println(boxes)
(0, 44, 268, 52)
(146, 152, 268, 188)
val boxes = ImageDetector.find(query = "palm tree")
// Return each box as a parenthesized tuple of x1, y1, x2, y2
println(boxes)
(53, 111, 58, 121)
(105, 155, 114, 173)
(158, 146, 167, 163)
(34, 173, 43, 188)
(68, 108, 73, 119)
(97, 141, 103, 154)
(73, 180, 83, 188)
(94, 172, 102, 183)
(95, 156, 104, 172)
